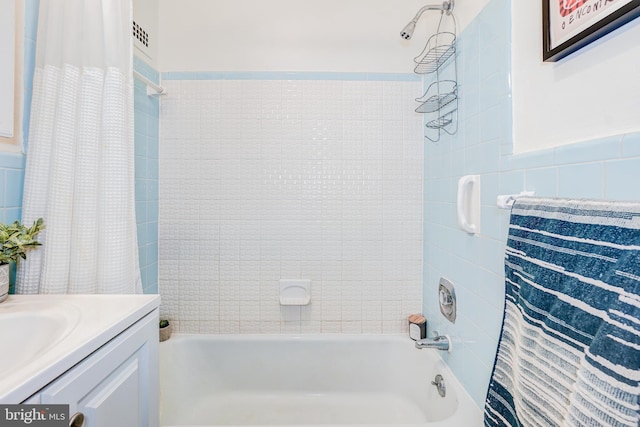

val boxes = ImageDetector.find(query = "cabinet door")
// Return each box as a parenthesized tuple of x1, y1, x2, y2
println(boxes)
(40, 310, 159, 427)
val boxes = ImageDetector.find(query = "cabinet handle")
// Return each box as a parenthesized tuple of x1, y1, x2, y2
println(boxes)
(69, 412, 85, 427)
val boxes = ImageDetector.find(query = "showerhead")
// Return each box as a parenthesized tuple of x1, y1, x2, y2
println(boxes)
(400, 1, 455, 40)
(400, 21, 416, 40)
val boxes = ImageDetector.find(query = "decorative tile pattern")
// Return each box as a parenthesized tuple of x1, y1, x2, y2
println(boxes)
(159, 78, 424, 334)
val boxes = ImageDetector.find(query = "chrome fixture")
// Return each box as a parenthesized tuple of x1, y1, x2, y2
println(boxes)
(415, 331, 450, 351)
(400, 1, 458, 142)
(439, 277, 456, 323)
(431, 374, 446, 397)
(400, 21, 417, 40)
(399, 0, 455, 40)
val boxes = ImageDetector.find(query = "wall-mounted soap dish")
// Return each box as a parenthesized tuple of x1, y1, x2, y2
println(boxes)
(279, 279, 311, 306)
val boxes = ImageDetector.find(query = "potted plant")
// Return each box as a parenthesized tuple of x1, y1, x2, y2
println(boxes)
(159, 319, 172, 342)
(0, 218, 45, 303)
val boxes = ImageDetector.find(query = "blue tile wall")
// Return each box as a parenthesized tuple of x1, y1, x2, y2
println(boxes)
(0, 153, 25, 225)
(134, 56, 160, 295)
(0, 153, 26, 292)
(23, 0, 39, 149)
(422, 0, 640, 408)
(162, 71, 421, 81)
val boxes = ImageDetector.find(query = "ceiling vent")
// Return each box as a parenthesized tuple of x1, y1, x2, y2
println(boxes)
(133, 21, 149, 49)
(132, 0, 157, 62)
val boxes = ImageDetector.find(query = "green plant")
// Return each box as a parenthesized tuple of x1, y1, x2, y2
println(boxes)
(0, 218, 45, 265)
(159, 319, 170, 328)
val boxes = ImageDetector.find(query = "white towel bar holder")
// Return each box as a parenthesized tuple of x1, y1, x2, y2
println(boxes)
(133, 70, 166, 97)
(496, 191, 535, 209)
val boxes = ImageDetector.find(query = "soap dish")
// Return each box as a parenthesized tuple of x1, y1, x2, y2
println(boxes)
(279, 279, 311, 306)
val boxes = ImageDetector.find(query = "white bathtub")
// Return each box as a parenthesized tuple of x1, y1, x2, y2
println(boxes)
(160, 334, 482, 427)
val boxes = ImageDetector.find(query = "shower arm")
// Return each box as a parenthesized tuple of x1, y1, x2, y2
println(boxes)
(409, 0, 455, 24)
(400, 0, 454, 39)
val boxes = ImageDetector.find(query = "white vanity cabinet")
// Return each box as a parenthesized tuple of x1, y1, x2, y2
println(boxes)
(27, 309, 159, 427)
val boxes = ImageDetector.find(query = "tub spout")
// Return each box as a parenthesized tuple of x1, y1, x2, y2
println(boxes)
(415, 332, 450, 351)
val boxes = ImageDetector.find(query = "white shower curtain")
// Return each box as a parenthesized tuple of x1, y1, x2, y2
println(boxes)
(17, 0, 141, 294)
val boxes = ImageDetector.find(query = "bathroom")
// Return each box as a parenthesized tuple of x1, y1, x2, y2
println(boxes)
(1, 0, 639, 425)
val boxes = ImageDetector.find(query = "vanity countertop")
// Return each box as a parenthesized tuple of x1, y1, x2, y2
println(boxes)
(0, 294, 160, 403)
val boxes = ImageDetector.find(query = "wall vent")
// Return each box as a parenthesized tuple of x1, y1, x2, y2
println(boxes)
(133, 21, 149, 48)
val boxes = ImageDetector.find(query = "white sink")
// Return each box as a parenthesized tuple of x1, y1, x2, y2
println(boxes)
(0, 294, 160, 403)
(0, 303, 81, 373)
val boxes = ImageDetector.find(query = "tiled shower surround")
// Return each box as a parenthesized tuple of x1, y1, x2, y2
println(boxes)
(423, 0, 640, 406)
(159, 76, 424, 334)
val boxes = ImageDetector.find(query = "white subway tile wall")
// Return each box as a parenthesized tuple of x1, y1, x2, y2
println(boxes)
(159, 78, 424, 334)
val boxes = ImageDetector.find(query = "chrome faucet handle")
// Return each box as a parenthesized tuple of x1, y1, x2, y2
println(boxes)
(431, 374, 446, 397)
(439, 288, 453, 306)
(432, 330, 439, 338)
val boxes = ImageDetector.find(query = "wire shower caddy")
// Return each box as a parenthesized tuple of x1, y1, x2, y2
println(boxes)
(413, 12, 458, 143)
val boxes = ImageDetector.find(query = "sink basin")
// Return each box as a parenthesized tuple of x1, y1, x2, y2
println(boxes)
(0, 294, 159, 403)
(0, 302, 81, 373)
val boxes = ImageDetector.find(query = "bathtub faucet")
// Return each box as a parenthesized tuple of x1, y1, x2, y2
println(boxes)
(415, 332, 450, 351)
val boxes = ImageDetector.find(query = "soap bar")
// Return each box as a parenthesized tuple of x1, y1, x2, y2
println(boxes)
(408, 314, 427, 340)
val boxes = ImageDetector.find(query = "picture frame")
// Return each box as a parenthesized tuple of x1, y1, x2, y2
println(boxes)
(543, 0, 640, 62)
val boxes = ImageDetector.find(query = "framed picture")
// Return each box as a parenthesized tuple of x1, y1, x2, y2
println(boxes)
(543, 0, 640, 61)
